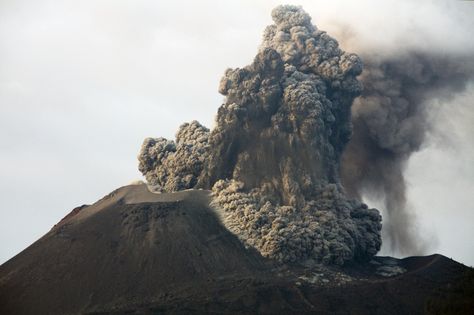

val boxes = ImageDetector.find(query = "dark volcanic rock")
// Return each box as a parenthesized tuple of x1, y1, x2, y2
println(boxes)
(0, 184, 472, 314)
(0, 185, 268, 314)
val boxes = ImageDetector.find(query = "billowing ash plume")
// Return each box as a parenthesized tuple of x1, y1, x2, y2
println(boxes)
(138, 5, 382, 265)
(139, 121, 210, 192)
(341, 52, 474, 255)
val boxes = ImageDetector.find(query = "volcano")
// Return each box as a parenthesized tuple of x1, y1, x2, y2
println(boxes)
(0, 184, 472, 314)
(1, 4, 474, 315)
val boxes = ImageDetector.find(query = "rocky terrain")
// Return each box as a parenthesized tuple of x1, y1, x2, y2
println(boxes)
(0, 184, 472, 314)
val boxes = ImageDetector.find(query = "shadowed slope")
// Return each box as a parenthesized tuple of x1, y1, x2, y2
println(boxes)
(0, 184, 268, 315)
(0, 185, 472, 314)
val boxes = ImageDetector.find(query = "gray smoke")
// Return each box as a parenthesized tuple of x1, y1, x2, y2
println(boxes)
(138, 5, 382, 265)
(341, 52, 474, 255)
(139, 121, 210, 192)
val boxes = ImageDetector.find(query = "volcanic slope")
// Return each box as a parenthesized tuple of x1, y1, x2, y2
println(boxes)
(1, 184, 473, 315)
(0, 184, 268, 314)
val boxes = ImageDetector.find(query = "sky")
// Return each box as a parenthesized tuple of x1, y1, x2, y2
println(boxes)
(0, 0, 473, 265)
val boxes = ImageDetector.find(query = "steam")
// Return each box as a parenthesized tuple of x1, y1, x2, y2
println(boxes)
(138, 5, 381, 265)
(341, 50, 474, 255)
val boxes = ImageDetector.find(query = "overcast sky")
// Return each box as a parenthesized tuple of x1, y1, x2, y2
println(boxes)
(1, 0, 473, 266)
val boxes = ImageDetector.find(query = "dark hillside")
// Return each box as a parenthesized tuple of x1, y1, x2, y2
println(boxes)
(1, 184, 472, 314)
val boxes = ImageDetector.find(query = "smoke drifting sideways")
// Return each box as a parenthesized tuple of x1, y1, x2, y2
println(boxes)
(341, 52, 474, 256)
(139, 5, 382, 265)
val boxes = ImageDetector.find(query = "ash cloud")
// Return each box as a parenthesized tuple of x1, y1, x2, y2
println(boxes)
(137, 4, 474, 262)
(341, 51, 474, 255)
(138, 5, 381, 265)
(138, 120, 210, 192)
